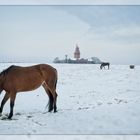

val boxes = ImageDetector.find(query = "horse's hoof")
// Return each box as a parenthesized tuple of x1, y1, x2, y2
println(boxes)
(8, 117, 12, 120)
(0, 115, 11, 120)
(48, 108, 53, 112)
(7, 116, 12, 120)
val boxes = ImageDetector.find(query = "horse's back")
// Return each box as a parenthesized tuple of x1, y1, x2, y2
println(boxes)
(5, 64, 57, 80)
(4, 64, 55, 73)
(101, 62, 110, 66)
(2, 64, 57, 92)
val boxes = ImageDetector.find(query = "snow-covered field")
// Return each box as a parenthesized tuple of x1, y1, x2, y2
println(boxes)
(1, 135, 140, 140)
(0, 63, 140, 135)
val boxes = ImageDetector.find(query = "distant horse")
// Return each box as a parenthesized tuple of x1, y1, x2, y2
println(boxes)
(100, 62, 110, 69)
(0, 64, 58, 119)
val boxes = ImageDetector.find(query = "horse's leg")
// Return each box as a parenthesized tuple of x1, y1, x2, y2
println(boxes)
(42, 83, 54, 112)
(0, 92, 10, 116)
(8, 93, 16, 119)
(53, 91, 58, 113)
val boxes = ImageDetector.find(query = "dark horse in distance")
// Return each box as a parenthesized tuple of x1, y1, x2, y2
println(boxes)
(0, 64, 58, 119)
(100, 62, 110, 69)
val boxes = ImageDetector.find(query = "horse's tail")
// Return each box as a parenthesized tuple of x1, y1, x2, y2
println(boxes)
(44, 68, 58, 112)
(44, 69, 57, 112)
(54, 68, 58, 90)
(45, 93, 54, 112)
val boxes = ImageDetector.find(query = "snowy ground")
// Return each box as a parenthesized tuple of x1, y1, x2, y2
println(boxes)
(1, 135, 140, 140)
(0, 63, 140, 135)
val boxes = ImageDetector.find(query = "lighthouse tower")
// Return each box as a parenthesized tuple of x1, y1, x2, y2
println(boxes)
(74, 44, 80, 60)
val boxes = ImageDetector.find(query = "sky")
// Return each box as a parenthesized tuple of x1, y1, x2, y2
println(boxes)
(0, 5, 140, 64)
(0, 0, 140, 5)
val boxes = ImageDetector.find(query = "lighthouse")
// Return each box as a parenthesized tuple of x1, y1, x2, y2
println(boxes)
(74, 44, 80, 60)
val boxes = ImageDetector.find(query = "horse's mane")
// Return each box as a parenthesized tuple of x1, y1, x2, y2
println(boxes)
(0, 65, 15, 77)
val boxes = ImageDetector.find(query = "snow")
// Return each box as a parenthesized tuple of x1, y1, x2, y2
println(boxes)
(1, 135, 140, 140)
(0, 63, 140, 135)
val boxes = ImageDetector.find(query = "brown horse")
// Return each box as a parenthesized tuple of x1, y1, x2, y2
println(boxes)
(0, 64, 58, 119)
(100, 62, 110, 69)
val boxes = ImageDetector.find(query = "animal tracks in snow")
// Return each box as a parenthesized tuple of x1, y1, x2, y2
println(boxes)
(114, 98, 128, 104)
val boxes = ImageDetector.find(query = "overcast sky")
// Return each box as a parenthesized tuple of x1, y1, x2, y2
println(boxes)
(0, 0, 140, 5)
(0, 5, 140, 64)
